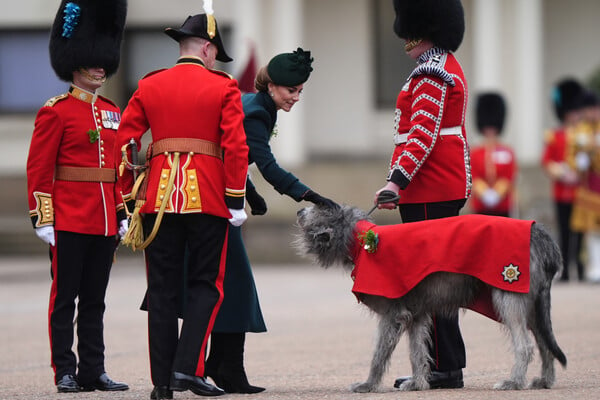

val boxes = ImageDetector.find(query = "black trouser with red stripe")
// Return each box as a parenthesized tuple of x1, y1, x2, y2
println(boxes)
(399, 199, 467, 372)
(49, 231, 115, 384)
(555, 201, 584, 280)
(143, 213, 228, 386)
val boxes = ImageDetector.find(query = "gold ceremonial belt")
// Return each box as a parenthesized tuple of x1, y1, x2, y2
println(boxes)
(55, 166, 116, 182)
(151, 138, 222, 160)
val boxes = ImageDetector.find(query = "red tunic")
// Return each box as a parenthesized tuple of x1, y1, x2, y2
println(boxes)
(351, 215, 533, 319)
(27, 87, 123, 236)
(116, 57, 248, 218)
(388, 49, 471, 203)
(541, 128, 578, 202)
(469, 144, 517, 214)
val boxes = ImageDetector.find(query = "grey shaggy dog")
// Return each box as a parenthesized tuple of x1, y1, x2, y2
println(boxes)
(294, 204, 567, 392)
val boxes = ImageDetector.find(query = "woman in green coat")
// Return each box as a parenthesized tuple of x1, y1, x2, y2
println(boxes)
(205, 48, 338, 394)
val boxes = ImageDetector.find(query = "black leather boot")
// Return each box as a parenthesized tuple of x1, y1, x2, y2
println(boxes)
(205, 332, 225, 388)
(218, 333, 265, 394)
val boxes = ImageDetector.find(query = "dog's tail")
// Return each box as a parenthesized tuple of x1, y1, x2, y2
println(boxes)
(532, 224, 567, 368)
(535, 294, 567, 367)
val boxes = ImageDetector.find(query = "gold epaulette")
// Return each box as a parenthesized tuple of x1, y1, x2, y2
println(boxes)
(44, 93, 68, 107)
(210, 69, 233, 79)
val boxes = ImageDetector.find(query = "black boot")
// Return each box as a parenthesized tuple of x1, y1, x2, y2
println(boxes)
(218, 333, 265, 394)
(205, 332, 225, 388)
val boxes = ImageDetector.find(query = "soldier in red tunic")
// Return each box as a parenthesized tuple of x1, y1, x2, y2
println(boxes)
(469, 92, 518, 217)
(115, 12, 248, 399)
(26, 0, 129, 393)
(542, 78, 585, 281)
(375, 0, 470, 390)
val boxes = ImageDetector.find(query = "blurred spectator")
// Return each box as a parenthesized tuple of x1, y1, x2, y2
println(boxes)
(569, 89, 600, 282)
(469, 92, 517, 217)
(542, 78, 585, 282)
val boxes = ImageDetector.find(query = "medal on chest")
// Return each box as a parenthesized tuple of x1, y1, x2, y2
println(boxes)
(101, 110, 121, 129)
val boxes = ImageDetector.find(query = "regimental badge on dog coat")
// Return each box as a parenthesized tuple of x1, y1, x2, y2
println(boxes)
(351, 215, 534, 307)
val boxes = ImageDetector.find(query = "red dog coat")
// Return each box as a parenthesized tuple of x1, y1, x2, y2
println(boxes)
(351, 215, 534, 321)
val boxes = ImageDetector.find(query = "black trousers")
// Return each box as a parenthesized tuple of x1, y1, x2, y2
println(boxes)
(555, 201, 584, 280)
(49, 231, 115, 384)
(143, 213, 228, 386)
(399, 199, 467, 372)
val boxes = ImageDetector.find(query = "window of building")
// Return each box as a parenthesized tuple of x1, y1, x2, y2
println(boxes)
(0, 30, 68, 113)
(373, 0, 414, 109)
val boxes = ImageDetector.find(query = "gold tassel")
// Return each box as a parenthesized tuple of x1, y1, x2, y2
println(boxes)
(122, 199, 146, 251)
(122, 153, 180, 251)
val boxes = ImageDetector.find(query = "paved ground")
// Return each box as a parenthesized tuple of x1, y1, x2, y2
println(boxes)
(1, 255, 599, 400)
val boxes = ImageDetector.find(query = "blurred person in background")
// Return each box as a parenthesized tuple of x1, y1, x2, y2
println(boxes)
(469, 92, 518, 217)
(204, 47, 338, 394)
(542, 78, 586, 282)
(569, 89, 600, 282)
(26, 0, 129, 393)
(374, 0, 470, 390)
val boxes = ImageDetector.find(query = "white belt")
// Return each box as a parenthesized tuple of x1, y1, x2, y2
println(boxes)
(393, 126, 462, 145)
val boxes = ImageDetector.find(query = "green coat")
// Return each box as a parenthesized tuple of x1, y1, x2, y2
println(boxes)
(242, 91, 309, 200)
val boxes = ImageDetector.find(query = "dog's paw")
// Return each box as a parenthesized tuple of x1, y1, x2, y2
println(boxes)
(351, 382, 377, 393)
(529, 377, 553, 389)
(397, 378, 427, 391)
(493, 379, 525, 390)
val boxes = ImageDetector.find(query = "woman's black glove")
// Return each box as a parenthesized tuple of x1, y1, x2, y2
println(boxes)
(302, 190, 340, 209)
(246, 186, 267, 215)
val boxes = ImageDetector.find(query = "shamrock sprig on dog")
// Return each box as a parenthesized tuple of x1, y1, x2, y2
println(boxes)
(358, 229, 379, 253)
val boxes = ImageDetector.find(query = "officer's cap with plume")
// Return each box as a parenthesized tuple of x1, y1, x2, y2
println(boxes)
(164, 0, 232, 62)
(49, 0, 127, 82)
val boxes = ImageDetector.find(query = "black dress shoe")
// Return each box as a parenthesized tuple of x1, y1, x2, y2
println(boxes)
(394, 369, 464, 389)
(56, 374, 80, 393)
(170, 371, 225, 396)
(80, 373, 129, 391)
(150, 385, 173, 399)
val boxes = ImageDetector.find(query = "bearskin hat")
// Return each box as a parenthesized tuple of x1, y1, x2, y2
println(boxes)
(476, 92, 507, 134)
(393, 0, 465, 52)
(581, 89, 600, 108)
(49, 0, 127, 82)
(552, 78, 585, 122)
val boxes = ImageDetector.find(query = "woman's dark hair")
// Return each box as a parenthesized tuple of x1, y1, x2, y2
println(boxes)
(254, 66, 272, 92)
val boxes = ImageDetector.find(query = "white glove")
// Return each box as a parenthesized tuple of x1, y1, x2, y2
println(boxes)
(118, 219, 129, 238)
(560, 163, 579, 184)
(481, 188, 501, 208)
(228, 208, 248, 227)
(35, 226, 55, 246)
(575, 151, 591, 172)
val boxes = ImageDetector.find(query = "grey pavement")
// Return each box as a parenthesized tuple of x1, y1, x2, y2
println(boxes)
(1, 255, 599, 400)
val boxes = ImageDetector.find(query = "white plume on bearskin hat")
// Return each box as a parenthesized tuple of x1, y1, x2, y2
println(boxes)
(476, 92, 507, 134)
(49, 0, 127, 82)
(392, 0, 465, 52)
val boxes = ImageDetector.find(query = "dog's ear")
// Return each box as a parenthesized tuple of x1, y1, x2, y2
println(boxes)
(314, 228, 333, 244)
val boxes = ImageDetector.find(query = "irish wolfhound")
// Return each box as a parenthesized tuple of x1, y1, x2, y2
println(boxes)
(294, 205, 566, 391)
